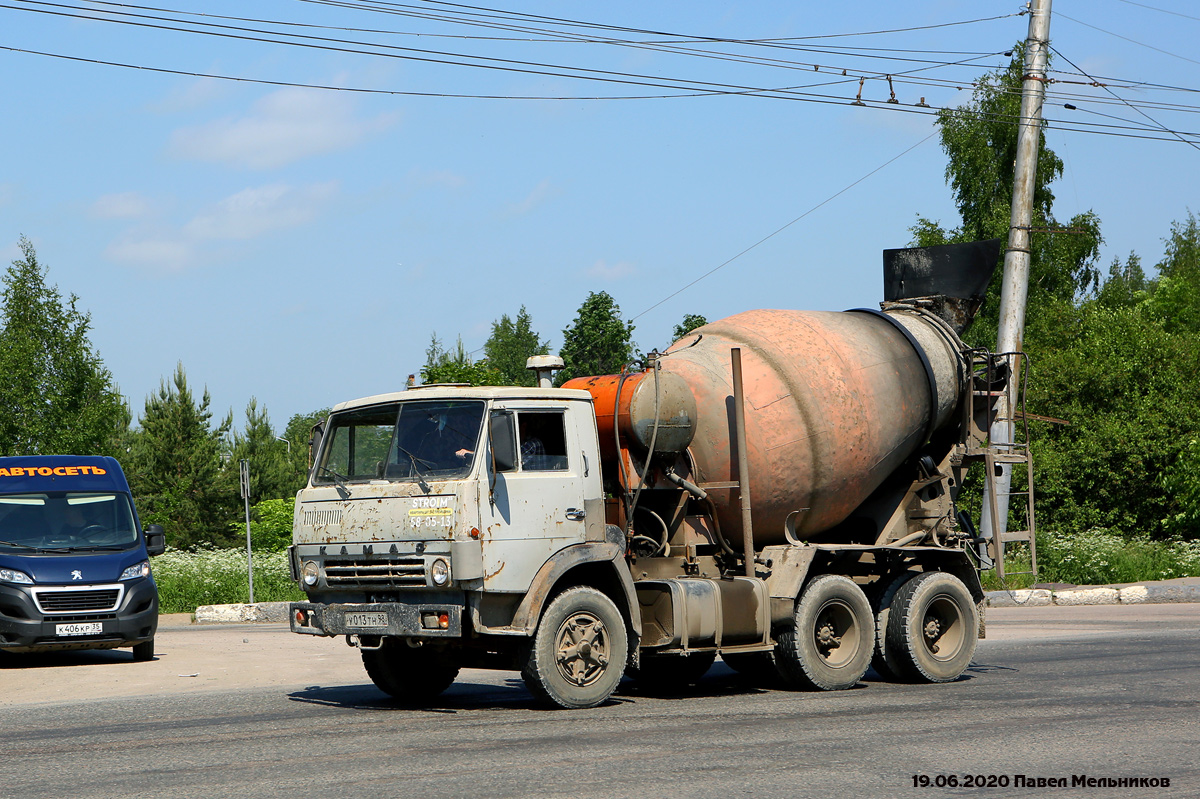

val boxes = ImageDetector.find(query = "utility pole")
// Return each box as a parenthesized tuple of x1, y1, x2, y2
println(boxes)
(981, 0, 1052, 551)
(239, 458, 255, 604)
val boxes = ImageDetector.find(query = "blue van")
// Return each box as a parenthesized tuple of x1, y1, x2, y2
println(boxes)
(0, 456, 165, 660)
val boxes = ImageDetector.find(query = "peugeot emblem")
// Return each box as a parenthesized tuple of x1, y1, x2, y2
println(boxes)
(71, 570, 83, 581)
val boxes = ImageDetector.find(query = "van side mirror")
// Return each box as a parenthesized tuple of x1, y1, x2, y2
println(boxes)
(145, 524, 166, 556)
(490, 411, 517, 472)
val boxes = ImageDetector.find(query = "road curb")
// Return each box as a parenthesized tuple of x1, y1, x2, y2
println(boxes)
(194, 602, 292, 624)
(188, 581, 1200, 623)
(986, 582, 1200, 608)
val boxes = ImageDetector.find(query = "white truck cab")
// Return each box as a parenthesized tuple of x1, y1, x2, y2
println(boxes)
(289, 385, 637, 707)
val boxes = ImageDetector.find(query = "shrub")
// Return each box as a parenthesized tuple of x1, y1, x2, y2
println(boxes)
(152, 545, 303, 613)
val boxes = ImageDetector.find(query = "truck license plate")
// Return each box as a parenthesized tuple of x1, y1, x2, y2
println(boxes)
(344, 611, 388, 629)
(56, 622, 102, 636)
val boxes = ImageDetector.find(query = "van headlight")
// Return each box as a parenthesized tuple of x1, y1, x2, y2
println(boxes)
(119, 561, 151, 581)
(0, 567, 33, 585)
(430, 558, 450, 586)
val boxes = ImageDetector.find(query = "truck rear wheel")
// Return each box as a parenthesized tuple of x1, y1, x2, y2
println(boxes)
(776, 575, 873, 691)
(522, 586, 627, 709)
(361, 639, 460, 704)
(884, 571, 977, 683)
(871, 571, 919, 681)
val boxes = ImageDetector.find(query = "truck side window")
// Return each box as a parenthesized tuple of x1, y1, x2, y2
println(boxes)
(518, 411, 568, 472)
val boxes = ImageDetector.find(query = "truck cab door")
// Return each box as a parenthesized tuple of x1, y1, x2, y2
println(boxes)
(482, 403, 601, 592)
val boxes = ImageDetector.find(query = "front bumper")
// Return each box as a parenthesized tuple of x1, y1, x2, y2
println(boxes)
(0, 579, 159, 653)
(291, 593, 465, 639)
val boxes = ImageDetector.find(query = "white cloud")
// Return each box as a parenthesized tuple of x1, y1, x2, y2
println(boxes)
(184, 182, 337, 241)
(105, 181, 339, 272)
(504, 179, 558, 218)
(410, 169, 467, 190)
(90, 192, 154, 220)
(150, 78, 227, 114)
(168, 88, 398, 169)
(586, 259, 636, 281)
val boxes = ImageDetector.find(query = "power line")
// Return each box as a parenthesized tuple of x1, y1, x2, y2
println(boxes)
(1051, 44, 1200, 153)
(1113, 0, 1200, 24)
(631, 131, 939, 322)
(5, 43, 1198, 147)
(1058, 11, 1200, 68)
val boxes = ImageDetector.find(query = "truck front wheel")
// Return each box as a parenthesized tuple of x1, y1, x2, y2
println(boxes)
(361, 639, 460, 704)
(522, 587, 628, 709)
(884, 571, 977, 683)
(776, 575, 873, 691)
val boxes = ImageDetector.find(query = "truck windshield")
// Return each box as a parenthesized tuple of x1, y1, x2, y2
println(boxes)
(0, 493, 139, 552)
(315, 400, 486, 486)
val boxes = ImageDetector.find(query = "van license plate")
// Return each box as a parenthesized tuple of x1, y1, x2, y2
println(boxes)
(344, 612, 388, 628)
(56, 622, 102, 636)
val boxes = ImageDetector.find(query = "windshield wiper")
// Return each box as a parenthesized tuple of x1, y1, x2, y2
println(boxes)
(318, 466, 352, 499)
(0, 539, 38, 550)
(395, 446, 432, 493)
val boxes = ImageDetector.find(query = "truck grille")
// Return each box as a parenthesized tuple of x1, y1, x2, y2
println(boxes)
(324, 556, 425, 588)
(35, 588, 122, 614)
(303, 508, 343, 526)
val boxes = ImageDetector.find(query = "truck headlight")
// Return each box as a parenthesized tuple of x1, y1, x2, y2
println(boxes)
(302, 561, 320, 587)
(430, 558, 450, 586)
(119, 561, 151, 581)
(0, 567, 33, 585)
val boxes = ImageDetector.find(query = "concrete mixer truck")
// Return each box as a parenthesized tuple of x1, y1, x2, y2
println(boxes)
(287, 239, 1027, 709)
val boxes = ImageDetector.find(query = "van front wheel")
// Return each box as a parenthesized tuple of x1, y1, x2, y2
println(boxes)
(132, 638, 155, 661)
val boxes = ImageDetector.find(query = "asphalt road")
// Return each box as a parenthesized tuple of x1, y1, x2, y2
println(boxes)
(2, 605, 1197, 799)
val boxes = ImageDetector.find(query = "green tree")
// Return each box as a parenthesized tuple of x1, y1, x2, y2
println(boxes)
(0, 237, 125, 456)
(1146, 212, 1200, 334)
(671, 313, 708, 342)
(230, 398, 292, 503)
(1027, 298, 1200, 539)
(421, 333, 502, 386)
(483, 306, 550, 386)
(282, 408, 329, 493)
(557, 291, 638, 384)
(910, 47, 1102, 345)
(127, 363, 236, 548)
(228, 497, 295, 551)
(1095, 253, 1147, 310)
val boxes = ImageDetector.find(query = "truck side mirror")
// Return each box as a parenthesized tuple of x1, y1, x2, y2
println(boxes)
(145, 524, 166, 557)
(490, 411, 517, 472)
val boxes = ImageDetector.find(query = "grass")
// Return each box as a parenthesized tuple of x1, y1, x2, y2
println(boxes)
(981, 528, 1200, 591)
(150, 530, 1200, 612)
(152, 545, 304, 614)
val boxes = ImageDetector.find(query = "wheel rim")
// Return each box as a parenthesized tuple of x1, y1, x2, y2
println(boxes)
(554, 611, 610, 687)
(812, 599, 861, 668)
(921, 593, 965, 662)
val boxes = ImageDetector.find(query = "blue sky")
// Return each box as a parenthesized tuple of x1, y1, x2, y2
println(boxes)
(2, 1, 1197, 433)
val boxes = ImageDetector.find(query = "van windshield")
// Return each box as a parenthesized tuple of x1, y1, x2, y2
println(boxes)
(315, 400, 486, 485)
(0, 493, 139, 552)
